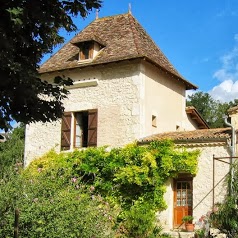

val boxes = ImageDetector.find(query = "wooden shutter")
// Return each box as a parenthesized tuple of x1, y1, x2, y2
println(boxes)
(80, 48, 86, 60)
(89, 43, 94, 59)
(61, 112, 72, 150)
(87, 109, 98, 147)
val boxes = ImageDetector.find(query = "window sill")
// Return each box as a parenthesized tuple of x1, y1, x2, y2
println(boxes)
(77, 59, 93, 64)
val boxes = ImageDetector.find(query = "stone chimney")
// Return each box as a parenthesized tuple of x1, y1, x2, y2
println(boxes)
(228, 105, 238, 156)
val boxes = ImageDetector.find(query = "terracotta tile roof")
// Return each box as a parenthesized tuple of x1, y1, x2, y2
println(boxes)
(138, 128, 231, 145)
(40, 13, 197, 90)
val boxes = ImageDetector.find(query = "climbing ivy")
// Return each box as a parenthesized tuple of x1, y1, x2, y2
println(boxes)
(1, 140, 199, 237)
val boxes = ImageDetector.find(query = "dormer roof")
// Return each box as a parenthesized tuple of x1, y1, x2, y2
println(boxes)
(71, 34, 106, 46)
(40, 13, 197, 90)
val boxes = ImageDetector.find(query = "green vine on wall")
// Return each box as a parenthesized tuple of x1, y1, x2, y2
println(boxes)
(18, 140, 199, 237)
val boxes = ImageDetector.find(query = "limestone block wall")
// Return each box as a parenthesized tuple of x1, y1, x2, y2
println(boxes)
(158, 144, 230, 230)
(24, 60, 199, 166)
(24, 62, 143, 166)
(24, 121, 61, 166)
(193, 145, 230, 221)
(157, 178, 174, 230)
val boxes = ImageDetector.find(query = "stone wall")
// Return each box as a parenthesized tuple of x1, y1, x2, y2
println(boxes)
(193, 145, 230, 220)
(25, 60, 194, 166)
(158, 144, 230, 230)
(24, 61, 142, 166)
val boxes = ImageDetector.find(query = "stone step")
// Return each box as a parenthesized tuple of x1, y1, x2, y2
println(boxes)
(163, 231, 194, 238)
(164, 229, 228, 238)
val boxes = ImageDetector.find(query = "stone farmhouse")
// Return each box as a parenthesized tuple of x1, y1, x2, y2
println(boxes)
(24, 12, 237, 231)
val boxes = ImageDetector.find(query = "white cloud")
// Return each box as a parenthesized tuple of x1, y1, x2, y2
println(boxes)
(186, 89, 196, 99)
(209, 34, 238, 102)
(209, 80, 238, 102)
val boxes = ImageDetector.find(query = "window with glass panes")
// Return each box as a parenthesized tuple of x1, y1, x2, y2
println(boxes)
(176, 180, 192, 207)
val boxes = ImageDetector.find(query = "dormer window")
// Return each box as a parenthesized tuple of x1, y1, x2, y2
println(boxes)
(80, 41, 93, 60)
(70, 37, 105, 63)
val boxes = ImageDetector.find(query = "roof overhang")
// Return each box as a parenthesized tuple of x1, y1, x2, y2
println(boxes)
(186, 106, 210, 129)
(71, 35, 107, 47)
(39, 56, 198, 92)
(39, 56, 143, 74)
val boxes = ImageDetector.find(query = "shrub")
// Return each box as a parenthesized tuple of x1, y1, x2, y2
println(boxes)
(0, 140, 199, 238)
(209, 163, 238, 237)
(123, 202, 156, 237)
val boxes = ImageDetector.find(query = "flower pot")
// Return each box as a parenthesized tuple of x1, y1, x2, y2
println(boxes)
(185, 223, 195, 232)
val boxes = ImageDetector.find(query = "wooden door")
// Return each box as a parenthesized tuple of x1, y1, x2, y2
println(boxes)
(173, 178, 193, 228)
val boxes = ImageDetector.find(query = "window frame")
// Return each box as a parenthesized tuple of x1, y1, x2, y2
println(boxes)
(61, 109, 98, 151)
(152, 115, 157, 127)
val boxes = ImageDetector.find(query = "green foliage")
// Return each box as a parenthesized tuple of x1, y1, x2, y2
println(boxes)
(195, 229, 205, 238)
(182, 215, 194, 223)
(187, 91, 238, 128)
(0, 125, 25, 179)
(210, 196, 238, 236)
(123, 202, 157, 238)
(18, 189, 114, 238)
(0, 156, 115, 237)
(0, 0, 102, 130)
(160, 235, 173, 238)
(0, 183, 114, 237)
(0, 171, 24, 237)
(0, 140, 199, 237)
(210, 163, 238, 237)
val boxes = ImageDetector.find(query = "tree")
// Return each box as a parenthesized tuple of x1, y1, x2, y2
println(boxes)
(0, 0, 102, 131)
(0, 125, 25, 179)
(187, 92, 238, 128)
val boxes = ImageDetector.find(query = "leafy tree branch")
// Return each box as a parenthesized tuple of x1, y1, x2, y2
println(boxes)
(0, 0, 102, 131)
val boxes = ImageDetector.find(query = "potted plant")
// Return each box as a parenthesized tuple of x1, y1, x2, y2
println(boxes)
(182, 215, 194, 232)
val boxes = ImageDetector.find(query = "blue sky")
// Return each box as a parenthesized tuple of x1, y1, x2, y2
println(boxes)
(43, 0, 238, 102)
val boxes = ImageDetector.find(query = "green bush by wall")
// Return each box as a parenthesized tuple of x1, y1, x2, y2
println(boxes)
(0, 140, 199, 237)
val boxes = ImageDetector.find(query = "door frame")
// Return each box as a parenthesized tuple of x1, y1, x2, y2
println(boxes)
(173, 175, 193, 228)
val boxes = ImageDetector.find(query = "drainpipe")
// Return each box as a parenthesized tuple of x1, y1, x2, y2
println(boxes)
(224, 115, 236, 195)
